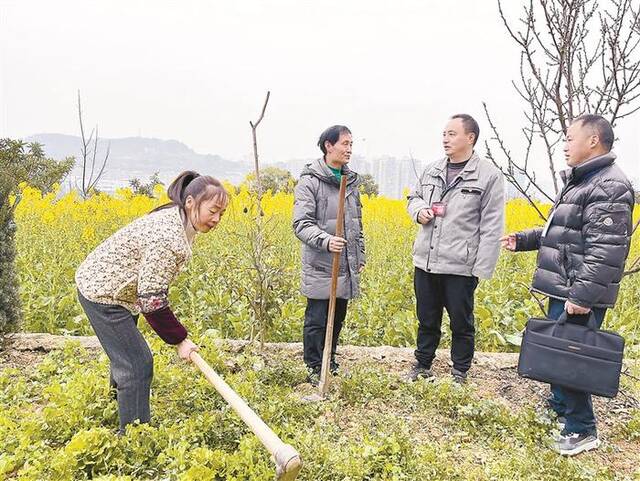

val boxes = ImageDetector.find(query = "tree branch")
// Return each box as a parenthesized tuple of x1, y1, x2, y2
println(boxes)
(249, 91, 271, 204)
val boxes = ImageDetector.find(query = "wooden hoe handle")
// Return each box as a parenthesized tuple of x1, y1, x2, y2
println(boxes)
(190, 351, 303, 480)
(318, 174, 348, 395)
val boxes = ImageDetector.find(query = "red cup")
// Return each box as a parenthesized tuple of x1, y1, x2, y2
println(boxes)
(431, 202, 446, 217)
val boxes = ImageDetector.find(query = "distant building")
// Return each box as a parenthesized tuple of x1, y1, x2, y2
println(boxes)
(272, 154, 425, 199)
(349, 155, 424, 199)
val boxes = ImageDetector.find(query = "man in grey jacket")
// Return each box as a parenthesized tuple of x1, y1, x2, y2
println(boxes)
(502, 114, 634, 456)
(292, 125, 365, 385)
(407, 114, 504, 383)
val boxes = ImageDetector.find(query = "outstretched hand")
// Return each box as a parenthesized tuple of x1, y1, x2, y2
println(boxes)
(500, 234, 517, 251)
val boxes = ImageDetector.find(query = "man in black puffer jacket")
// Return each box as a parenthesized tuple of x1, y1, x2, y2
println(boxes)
(502, 114, 635, 456)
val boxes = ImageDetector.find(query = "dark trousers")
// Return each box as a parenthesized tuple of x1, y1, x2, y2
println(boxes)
(78, 291, 154, 434)
(414, 268, 478, 372)
(303, 297, 348, 370)
(547, 298, 606, 435)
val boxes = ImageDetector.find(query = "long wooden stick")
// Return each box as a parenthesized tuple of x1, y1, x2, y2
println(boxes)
(190, 352, 303, 480)
(318, 174, 348, 396)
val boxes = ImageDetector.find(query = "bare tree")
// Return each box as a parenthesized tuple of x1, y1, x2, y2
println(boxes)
(222, 91, 287, 348)
(485, 0, 640, 276)
(77, 90, 110, 198)
(249, 91, 271, 206)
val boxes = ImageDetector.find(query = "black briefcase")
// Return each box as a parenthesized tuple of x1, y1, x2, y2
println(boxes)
(517, 311, 624, 397)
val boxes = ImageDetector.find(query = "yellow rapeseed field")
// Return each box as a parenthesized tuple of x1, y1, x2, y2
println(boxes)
(14, 184, 640, 354)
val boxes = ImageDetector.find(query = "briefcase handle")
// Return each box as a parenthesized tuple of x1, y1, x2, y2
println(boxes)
(554, 310, 599, 332)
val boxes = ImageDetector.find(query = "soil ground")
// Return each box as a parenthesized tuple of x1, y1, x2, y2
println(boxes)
(2, 333, 639, 477)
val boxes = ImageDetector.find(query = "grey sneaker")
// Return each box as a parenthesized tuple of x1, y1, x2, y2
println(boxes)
(451, 368, 467, 384)
(407, 363, 434, 381)
(554, 432, 601, 456)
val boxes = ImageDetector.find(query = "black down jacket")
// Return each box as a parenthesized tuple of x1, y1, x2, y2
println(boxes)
(515, 153, 635, 308)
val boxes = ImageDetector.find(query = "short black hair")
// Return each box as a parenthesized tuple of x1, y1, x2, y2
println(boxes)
(317, 125, 352, 155)
(574, 114, 615, 151)
(451, 114, 480, 146)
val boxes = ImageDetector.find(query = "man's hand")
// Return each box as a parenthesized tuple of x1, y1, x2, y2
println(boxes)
(328, 236, 347, 253)
(565, 300, 591, 315)
(359, 264, 365, 274)
(500, 234, 517, 251)
(417, 208, 434, 225)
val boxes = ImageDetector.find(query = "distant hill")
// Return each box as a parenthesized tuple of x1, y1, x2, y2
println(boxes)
(23, 133, 429, 198)
(25, 133, 254, 191)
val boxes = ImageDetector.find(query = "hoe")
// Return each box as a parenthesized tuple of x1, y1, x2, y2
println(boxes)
(190, 352, 303, 480)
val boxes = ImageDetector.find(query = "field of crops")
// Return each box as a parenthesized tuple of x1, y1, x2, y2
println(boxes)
(3, 184, 640, 481)
(13, 184, 640, 355)
(1, 337, 639, 480)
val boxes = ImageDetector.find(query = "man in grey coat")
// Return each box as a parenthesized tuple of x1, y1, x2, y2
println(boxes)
(502, 115, 634, 456)
(292, 125, 365, 385)
(407, 114, 504, 383)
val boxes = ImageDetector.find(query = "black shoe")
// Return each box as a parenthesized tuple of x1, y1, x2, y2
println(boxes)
(451, 368, 467, 384)
(306, 366, 321, 387)
(330, 360, 340, 376)
(407, 362, 433, 382)
(553, 431, 600, 456)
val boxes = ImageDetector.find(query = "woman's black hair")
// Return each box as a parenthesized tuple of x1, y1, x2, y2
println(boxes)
(152, 170, 228, 216)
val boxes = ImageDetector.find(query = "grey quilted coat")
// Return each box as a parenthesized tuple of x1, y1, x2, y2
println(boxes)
(292, 158, 365, 300)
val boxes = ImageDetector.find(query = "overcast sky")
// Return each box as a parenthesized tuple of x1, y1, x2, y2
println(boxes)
(1, 0, 638, 184)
